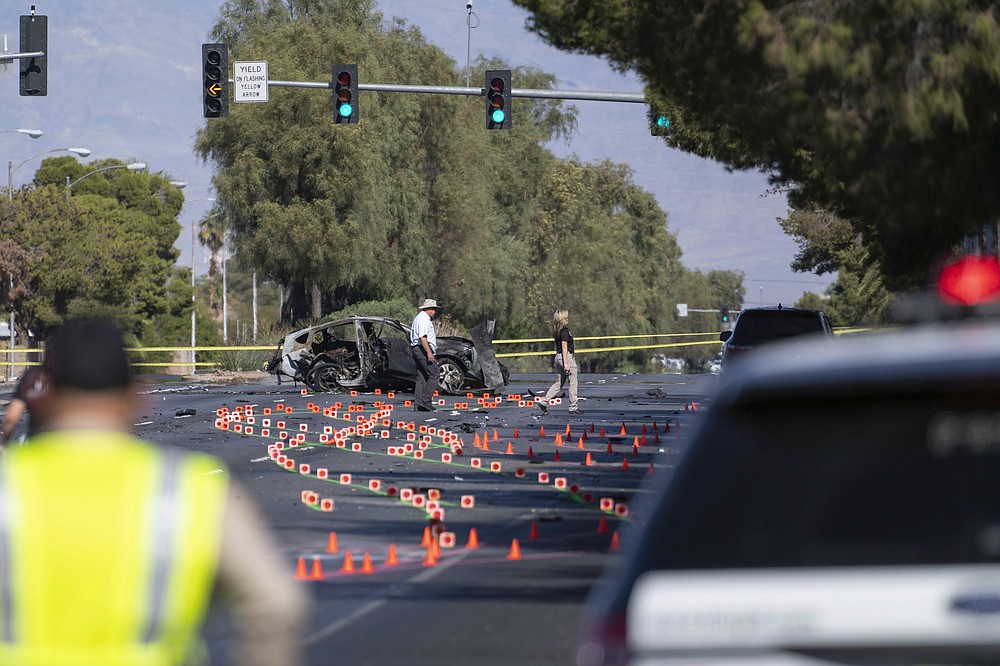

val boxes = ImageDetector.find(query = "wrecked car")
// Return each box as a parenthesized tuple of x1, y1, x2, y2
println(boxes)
(265, 316, 509, 394)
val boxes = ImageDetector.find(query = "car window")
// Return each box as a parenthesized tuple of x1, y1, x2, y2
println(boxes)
(730, 311, 826, 345)
(637, 385, 1000, 573)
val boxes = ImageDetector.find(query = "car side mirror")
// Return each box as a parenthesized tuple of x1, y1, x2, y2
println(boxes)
(720, 330, 732, 342)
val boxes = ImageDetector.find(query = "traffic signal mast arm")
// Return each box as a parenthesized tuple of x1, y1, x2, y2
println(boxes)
(0, 51, 45, 61)
(244, 78, 646, 103)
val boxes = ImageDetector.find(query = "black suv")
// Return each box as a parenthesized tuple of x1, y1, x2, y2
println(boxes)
(577, 320, 1000, 666)
(720, 305, 832, 367)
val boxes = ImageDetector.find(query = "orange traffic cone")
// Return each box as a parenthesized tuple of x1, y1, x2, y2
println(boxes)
(421, 526, 432, 547)
(555, 433, 563, 446)
(473, 433, 481, 448)
(527, 446, 535, 459)
(466, 528, 480, 549)
(513, 428, 520, 438)
(361, 552, 375, 574)
(386, 544, 399, 566)
(554, 450, 561, 462)
(311, 557, 324, 580)
(294, 557, 309, 580)
(597, 516, 609, 533)
(620, 423, 627, 436)
(529, 521, 540, 540)
(430, 537, 442, 559)
(340, 551, 355, 573)
(577, 437, 585, 449)
(600, 427, 606, 437)
(565, 423, 571, 436)
(326, 531, 340, 553)
(493, 429, 499, 441)
(622, 457, 629, 471)
(423, 545, 437, 567)
(648, 462, 655, 474)
(540, 425, 545, 437)
(506, 538, 522, 561)
(610, 531, 621, 551)
(606, 441, 613, 453)
(505, 441, 514, 455)
(584, 452, 594, 466)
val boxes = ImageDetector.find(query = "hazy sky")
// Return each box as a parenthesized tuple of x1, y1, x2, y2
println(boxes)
(1, 0, 834, 307)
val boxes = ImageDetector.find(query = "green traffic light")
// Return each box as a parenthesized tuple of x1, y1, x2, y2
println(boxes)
(339, 103, 353, 117)
(491, 108, 505, 124)
(656, 115, 670, 128)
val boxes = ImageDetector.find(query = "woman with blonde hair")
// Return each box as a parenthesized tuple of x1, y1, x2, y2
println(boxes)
(536, 308, 580, 414)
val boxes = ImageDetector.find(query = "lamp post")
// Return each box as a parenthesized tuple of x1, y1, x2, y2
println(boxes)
(65, 162, 146, 199)
(6, 145, 91, 378)
(1, 128, 43, 139)
(8, 147, 91, 202)
(0, 131, 41, 378)
(186, 197, 216, 375)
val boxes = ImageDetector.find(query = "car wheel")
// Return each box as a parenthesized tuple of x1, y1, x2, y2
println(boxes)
(306, 363, 342, 393)
(437, 358, 465, 394)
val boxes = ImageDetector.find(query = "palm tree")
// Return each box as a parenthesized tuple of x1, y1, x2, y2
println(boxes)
(198, 211, 226, 317)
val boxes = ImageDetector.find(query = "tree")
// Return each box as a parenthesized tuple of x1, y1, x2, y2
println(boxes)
(514, 0, 1000, 289)
(1, 158, 185, 339)
(198, 211, 227, 317)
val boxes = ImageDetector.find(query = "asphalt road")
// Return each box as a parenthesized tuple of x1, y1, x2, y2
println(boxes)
(4, 371, 718, 665)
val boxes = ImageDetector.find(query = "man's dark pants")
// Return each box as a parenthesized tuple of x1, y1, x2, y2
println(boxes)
(411, 346, 440, 410)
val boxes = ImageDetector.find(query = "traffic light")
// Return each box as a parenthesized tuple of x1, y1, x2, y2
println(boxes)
(650, 108, 671, 136)
(485, 70, 512, 130)
(202, 43, 229, 118)
(721, 307, 730, 323)
(332, 64, 359, 124)
(19, 13, 47, 96)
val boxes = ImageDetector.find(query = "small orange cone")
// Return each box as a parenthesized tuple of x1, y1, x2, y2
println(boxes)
(590, 423, 596, 433)
(597, 516, 608, 533)
(584, 452, 594, 466)
(600, 427, 606, 437)
(654, 432, 660, 444)
(577, 437, 585, 449)
(653, 420, 658, 430)
(622, 457, 630, 471)
(632, 444, 639, 457)
(482, 438, 490, 451)
(506, 538, 522, 560)
(513, 428, 520, 438)
(421, 526, 432, 547)
(633, 436, 640, 448)
(529, 521, 540, 540)
(554, 449, 561, 462)
(610, 531, 621, 551)
(473, 433, 481, 448)
(493, 429, 499, 441)
(294, 557, 309, 580)
(422, 546, 437, 567)
(311, 557, 324, 580)
(340, 551, 355, 573)
(641, 424, 647, 434)
(361, 552, 375, 574)
(555, 433, 563, 446)
(648, 462, 655, 474)
(505, 441, 514, 455)
(386, 544, 399, 565)
(466, 528, 480, 549)
(565, 423, 571, 436)
(540, 425, 545, 437)
(430, 537, 442, 559)
(528, 446, 535, 459)
(326, 531, 340, 553)
(606, 441, 613, 453)
(620, 423, 627, 436)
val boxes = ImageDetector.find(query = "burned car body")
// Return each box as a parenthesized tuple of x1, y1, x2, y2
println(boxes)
(265, 316, 509, 394)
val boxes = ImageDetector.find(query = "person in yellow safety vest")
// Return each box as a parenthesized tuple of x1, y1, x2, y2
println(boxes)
(0, 318, 308, 666)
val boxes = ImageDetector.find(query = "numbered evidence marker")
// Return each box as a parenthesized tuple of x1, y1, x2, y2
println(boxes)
(234, 61, 268, 103)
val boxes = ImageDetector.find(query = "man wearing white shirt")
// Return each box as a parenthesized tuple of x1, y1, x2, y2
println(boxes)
(409, 298, 439, 412)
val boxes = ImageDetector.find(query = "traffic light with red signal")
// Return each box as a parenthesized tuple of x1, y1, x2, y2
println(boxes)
(333, 64, 359, 124)
(202, 43, 229, 118)
(485, 70, 511, 130)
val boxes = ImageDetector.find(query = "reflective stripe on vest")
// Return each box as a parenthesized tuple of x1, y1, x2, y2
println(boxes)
(0, 433, 227, 666)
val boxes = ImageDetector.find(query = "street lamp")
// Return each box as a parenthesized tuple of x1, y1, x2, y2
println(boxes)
(1, 128, 43, 139)
(65, 162, 146, 199)
(8, 147, 92, 202)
